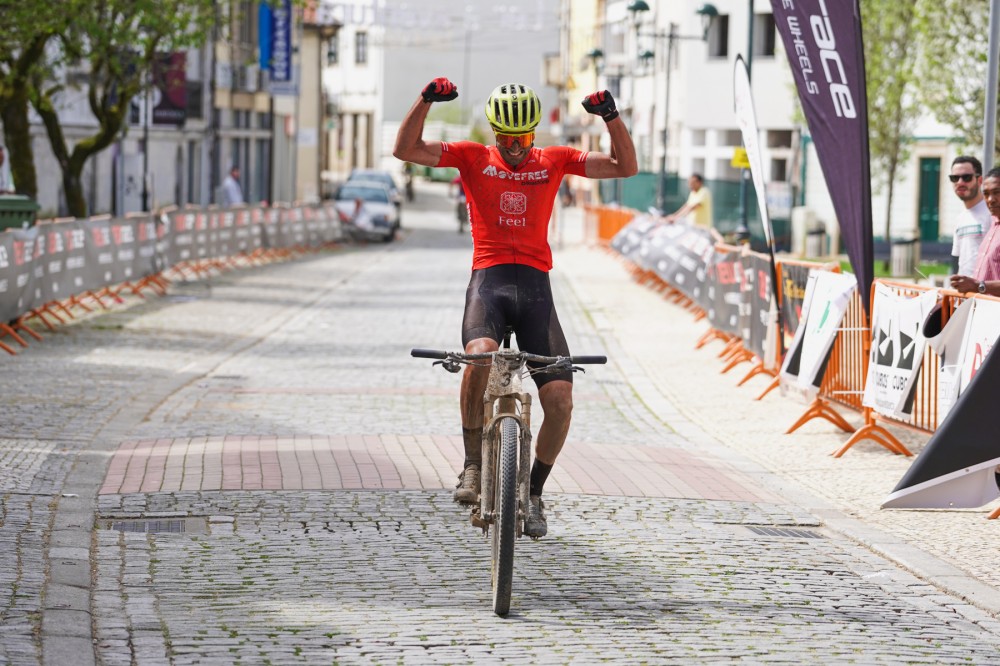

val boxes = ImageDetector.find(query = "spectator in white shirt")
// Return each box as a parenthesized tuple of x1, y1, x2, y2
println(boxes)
(949, 155, 990, 276)
(221, 166, 244, 207)
(0, 146, 14, 194)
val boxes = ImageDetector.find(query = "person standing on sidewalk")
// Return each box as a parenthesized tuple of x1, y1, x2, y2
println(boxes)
(948, 156, 990, 276)
(394, 78, 637, 537)
(950, 167, 1000, 296)
(222, 166, 245, 207)
(0, 146, 14, 194)
(664, 174, 713, 229)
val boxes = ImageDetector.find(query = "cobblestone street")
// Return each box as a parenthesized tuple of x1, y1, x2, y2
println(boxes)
(2, 182, 1000, 664)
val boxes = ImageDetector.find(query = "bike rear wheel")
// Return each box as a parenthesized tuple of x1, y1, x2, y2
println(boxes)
(491, 416, 519, 616)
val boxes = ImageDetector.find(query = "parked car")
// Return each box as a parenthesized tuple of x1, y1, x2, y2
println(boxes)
(347, 169, 403, 210)
(333, 180, 400, 242)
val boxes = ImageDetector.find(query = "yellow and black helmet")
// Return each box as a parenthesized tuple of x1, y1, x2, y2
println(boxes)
(485, 83, 542, 133)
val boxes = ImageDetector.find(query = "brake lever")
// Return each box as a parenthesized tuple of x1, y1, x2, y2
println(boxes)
(571, 365, 586, 374)
(433, 360, 462, 373)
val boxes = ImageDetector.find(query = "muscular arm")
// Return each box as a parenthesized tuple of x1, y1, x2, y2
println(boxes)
(393, 97, 443, 167)
(583, 117, 638, 179)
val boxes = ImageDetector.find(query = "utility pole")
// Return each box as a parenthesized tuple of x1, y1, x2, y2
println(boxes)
(737, 0, 754, 236)
(984, 0, 1000, 172)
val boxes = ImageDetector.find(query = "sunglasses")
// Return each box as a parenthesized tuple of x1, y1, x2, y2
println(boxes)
(495, 131, 535, 150)
(949, 174, 977, 183)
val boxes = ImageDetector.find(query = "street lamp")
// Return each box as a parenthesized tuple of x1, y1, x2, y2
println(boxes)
(628, 2, 718, 212)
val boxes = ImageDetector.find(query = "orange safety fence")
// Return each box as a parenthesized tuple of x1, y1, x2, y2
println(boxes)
(0, 206, 344, 357)
(598, 210, 1000, 518)
(751, 258, 840, 401)
(584, 205, 634, 246)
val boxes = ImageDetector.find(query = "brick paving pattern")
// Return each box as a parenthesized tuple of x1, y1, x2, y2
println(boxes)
(100, 434, 779, 503)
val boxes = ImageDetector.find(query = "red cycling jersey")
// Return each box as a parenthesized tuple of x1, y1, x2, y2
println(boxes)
(437, 141, 588, 272)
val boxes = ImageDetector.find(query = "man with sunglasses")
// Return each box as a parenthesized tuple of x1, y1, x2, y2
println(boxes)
(950, 166, 1000, 296)
(948, 156, 990, 277)
(394, 77, 637, 537)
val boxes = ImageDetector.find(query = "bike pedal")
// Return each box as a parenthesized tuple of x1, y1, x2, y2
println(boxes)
(470, 510, 488, 530)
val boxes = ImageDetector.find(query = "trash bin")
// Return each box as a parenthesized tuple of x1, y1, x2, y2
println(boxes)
(891, 238, 918, 277)
(0, 195, 40, 231)
(805, 225, 826, 257)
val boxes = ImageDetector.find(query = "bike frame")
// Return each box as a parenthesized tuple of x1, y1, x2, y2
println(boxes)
(477, 351, 532, 535)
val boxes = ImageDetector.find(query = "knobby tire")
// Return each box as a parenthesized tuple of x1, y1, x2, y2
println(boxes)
(491, 416, 519, 616)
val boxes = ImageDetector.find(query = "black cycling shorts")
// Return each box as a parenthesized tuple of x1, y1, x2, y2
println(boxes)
(462, 264, 572, 388)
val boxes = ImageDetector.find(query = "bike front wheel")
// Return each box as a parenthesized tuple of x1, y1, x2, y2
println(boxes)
(491, 416, 519, 616)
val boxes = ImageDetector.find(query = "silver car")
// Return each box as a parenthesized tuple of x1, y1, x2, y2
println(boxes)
(333, 180, 400, 242)
(347, 169, 403, 210)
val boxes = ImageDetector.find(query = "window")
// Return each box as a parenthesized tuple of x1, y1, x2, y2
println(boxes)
(327, 33, 339, 65)
(723, 129, 743, 146)
(771, 158, 787, 182)
(752, 13, 777, 57)
(607, 75, 622, 100)
(717, 158, 740, 181)
(237, 1, 255, 47)
(185, 81, 203, 120)
(355, 31, 368, 64)
(690, 129, 706, 147)
(708, 14, 729, 58)
(767, 129, 793, 148)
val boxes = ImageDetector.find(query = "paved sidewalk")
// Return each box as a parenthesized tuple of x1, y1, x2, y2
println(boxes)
(554, 224, 1000, 613)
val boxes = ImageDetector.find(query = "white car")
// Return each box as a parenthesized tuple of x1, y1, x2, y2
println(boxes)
(333, 180, 400, 242)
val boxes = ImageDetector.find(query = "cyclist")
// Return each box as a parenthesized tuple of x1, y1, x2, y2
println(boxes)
(394, 78, 637, 537)
(452, 174, 468, 233)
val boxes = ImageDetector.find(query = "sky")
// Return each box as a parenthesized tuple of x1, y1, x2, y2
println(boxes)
(377, 0, 561, 122)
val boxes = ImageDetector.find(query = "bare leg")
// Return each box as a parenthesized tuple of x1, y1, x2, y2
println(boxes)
(534, 380, 573, 464)
(460, 337, 499, 429)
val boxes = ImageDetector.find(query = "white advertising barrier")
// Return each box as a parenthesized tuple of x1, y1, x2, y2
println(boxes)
(861, 285, 939, 420)
(923, 298, 974, 423)
(957, 298, 1000, 395)
(780, 270, 857, 398)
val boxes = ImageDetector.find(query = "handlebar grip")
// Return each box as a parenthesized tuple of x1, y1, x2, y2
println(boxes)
(570, 355, 607, 364)
(411, 348, 450, 359)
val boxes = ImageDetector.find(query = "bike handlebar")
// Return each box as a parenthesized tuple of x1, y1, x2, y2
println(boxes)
(410, 348, 607, 365)
(411, 348, 450, 359)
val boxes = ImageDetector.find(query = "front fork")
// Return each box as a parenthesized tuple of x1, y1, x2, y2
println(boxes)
(473, 393, 532, 533)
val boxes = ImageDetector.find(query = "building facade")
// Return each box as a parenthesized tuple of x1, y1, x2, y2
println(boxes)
(572, 0, 970, 253)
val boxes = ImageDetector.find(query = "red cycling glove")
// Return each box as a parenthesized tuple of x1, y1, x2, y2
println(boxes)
(422, 77, 458, 103)
(581, 90, 619, 123)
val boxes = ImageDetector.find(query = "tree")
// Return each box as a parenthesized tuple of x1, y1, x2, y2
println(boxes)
(916, 0, 996, 156)
(0, 7, 66, 198)
(861, 0, 921, 260)
(28, 0, 218, 217)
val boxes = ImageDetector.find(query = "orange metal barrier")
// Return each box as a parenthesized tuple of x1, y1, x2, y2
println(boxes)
(753, 258, 840, 401)
(584, 205, 634, 245)
(605, 225, 1000, 516)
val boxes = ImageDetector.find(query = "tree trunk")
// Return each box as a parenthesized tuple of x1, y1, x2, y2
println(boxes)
(884, 178, 895, 274)
(62, 170, 87, 219)
(0, 32, 53, 200)
(33, 84, 129, 219)
(0, 88, 38, 199)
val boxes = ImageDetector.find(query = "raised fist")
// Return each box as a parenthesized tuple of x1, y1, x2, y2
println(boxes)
(581, 90, 619, 123)
(422, 77, 458, 103)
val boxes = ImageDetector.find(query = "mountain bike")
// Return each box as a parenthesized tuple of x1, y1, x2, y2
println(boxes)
(412, 331, 605, 616)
